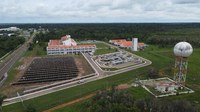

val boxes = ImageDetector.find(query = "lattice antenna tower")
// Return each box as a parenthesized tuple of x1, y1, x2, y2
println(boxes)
(173, 42, 193, 85)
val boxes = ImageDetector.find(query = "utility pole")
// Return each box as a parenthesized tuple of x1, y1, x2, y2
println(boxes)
(17, 92, 25, 110)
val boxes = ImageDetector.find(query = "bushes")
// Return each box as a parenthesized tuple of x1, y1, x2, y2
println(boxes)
(82, 88, 199, 112)
(0, 94, 7, 112)
(28, 43, 34, 51)
(147, 67, 159, 79)
(84, 89, 139, 112)
(23, 104, 37, 112)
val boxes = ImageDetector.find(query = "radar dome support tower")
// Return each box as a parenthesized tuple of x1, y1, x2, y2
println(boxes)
(173, 42, 193, 85)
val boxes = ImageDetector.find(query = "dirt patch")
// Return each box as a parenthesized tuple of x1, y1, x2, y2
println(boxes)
(191, 84, 200, 88)
(15, 57, 34, 81)
(43, 93, 95, 112)
(115, 84, 130, 90)
(74, 55, 94, 77)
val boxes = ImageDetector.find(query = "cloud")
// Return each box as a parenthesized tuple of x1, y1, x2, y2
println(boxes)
(0, 0, 200, 23)
(172, 0, 200, 4)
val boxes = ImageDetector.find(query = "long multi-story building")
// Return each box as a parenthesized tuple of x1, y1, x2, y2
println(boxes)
(109, 39, 145, 50)
(47, 35, 96, 55)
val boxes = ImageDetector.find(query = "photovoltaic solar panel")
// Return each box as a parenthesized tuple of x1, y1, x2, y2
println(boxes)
(13, 57, 79, 85)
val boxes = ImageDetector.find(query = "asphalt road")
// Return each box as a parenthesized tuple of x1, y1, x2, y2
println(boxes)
(2, 40, 152, 106)
(82, 53, 105, 76)
(3, 75, 98, 106)
(95, 41, 152, 74)
(0, 31, 37, 86)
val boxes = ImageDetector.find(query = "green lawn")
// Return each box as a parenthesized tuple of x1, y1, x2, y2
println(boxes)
(53, 47, 200, 112)
(24, 44, 46, 57)
(94, 48, 117, 55)
(95, 43, 110, 49)
(2, 46, 200, 112)
(94, 42, 118, 55)
(3, 61, 23, 85)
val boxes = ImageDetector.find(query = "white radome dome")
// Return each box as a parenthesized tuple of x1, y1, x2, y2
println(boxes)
(174, 42, 193, 57)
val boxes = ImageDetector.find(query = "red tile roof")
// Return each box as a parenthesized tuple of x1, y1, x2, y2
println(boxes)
(48, 36, 96, 49)
(110, 39, 145, 48)
(49, 40, 62, 45)
(47, 44, 96, 49)
(61, 36, 68, 41)
(120, 41, 132, 47)
(111, 39, 126, 43)
(138, 43, 145, 47)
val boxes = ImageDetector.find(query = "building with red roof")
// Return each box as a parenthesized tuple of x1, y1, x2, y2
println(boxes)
(47, 35, 96, 55)
(109, 39, 145, 49)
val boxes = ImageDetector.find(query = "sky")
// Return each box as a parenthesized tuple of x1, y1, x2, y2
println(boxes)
(0, 0, 200, 23)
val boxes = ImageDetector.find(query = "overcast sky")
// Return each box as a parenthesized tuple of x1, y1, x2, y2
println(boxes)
(0, 0, 200, 23)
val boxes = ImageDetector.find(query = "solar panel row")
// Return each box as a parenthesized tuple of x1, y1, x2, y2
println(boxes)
(13, 57, 79, 85)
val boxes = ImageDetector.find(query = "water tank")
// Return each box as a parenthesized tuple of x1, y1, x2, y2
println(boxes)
(132, 38, 138, 51)
(174, 42, 193, 57)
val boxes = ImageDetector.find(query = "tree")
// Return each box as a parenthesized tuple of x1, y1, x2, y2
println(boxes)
(24, 104, 37, 112)
(0, 94, 7, 112)
(0, 36, 25, 57)
(138, 98, 199, 112)
(28, 43, 34, 51)
(148, 67, 158, 79)
(135, 99, 147, 112)
(84, 88, 140, 112)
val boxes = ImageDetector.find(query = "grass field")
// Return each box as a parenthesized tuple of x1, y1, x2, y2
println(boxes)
(2, 45, 200, 112)
(2, 61, 23, 86)
(95, 43, 110, 49)
(94, 48, 117, 55)
(94, 43, 118, 55)
(51, 46, 200, 112)
(24, 44, 46, 57)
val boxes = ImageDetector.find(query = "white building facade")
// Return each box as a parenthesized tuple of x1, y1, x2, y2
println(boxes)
(47, 35, 96, 55)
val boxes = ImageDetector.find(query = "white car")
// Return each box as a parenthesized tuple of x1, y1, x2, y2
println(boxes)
(77, 80, 85, 84)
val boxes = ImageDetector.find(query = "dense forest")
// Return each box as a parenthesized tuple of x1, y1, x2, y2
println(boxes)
(0, 36, 25, 58)
(30, 23, 200, 47)
(1, 23, 200, 47)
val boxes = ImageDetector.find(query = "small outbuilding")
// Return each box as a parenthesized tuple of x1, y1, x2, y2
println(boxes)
(155, 82, 178, 93)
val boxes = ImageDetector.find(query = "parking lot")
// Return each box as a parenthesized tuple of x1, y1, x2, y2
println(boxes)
(93, 51, 144, 69)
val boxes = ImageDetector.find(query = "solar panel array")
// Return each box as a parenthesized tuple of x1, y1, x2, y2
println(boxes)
(13, 57, 79, 85)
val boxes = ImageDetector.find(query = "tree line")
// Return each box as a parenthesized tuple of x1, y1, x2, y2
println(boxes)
(83, 88, 199, 112)
(30, 23, 200, 47)
(0, 36, 25, 58)
(147, 35, 200, 47)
